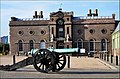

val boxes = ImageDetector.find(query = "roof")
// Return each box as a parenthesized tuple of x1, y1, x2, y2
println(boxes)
(9, 20, 49, 26)
(113, 22, 120, 33)
(72, 19, 115, 25)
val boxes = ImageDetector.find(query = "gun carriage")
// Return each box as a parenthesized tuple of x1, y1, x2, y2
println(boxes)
(0, 48, 79, 73)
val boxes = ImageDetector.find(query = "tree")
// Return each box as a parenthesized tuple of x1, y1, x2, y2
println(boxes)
(4, 44, 10, 55)
(0, 43, 3, 53)
(0, 43, 10, 55)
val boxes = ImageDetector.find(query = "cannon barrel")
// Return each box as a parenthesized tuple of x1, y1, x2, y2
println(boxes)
(0, 48, 80, 73)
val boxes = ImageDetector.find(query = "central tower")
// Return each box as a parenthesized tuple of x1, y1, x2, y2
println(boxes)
(49, 9, 73, 48)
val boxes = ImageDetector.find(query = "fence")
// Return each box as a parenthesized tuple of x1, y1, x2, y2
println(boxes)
(99, 52, 119, 68)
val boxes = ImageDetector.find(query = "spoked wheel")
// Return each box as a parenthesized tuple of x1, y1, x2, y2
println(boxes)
(52, 52, 66, 72)
(33, 49, 54, 73)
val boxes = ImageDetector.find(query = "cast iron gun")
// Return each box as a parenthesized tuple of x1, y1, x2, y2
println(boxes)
(0, 48, 79, 73)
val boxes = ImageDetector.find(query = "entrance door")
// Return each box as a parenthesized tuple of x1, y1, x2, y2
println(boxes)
(56, 41, 64, 49)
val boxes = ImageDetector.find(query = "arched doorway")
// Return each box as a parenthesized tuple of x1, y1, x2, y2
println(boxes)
(29, 40, 34, 51)
(40, 40, 46, 49)
(18, 40, 23, 51)
(89, 39, 95, 51)
(77, 39, 83, 48)
(101, 39, 107, 51)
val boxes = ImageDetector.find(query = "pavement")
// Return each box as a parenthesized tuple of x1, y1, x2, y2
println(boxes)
(0, 55, 118, 70)
(0, 55, 119, 78)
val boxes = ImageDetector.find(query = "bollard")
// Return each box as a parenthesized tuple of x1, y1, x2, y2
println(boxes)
(13, 55, 16, 64)
(107, 54, 109, 61)
(68, 56, 70, 68)
(116, 56, 118, 65)
(104, 53, 106, 61)
(100, 53, 102, 59)
(102, 53, 103, 59)
(111, 55, 113, 63)
(100, 53, 101, 59)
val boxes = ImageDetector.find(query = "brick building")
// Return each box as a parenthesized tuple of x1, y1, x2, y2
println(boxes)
(9, 9, 117, 56)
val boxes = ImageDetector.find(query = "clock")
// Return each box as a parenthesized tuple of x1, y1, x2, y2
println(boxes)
(57, 19, 64, 25)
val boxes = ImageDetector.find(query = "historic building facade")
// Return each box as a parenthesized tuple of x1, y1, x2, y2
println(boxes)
(9, 9, 117, 56)
(112, 23, 120, 57)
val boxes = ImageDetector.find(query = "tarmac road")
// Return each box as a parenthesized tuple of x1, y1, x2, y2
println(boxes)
(0, 55, 119, 79)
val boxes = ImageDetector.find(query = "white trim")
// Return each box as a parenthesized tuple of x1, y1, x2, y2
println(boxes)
(89, 51, 97, 52)
(99, 51, 108, 52)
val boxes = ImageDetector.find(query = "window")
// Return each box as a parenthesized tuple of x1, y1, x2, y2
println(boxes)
(101, 29, 107, 34)
(112, 39, 115, 48)
(29, 40, 34, 51)
(67, 45, 69, 48)
(101, 39, 107, 51)
(18, 31, 24, 35)
(29, 31, 35, 35)
(51, 18, 54, 22)
(67, 18, 69, 21)
(78, 39, 83, 48)
(18, 40, 23, 51)
(77, 30, 82, 35)
(89, 29, 95, 34)
(41, 40, 45, 42)
(67, 27, 69, 34)
(59, 28, 63, 32)
(40, 40, 46, 49)
(89, 39, 95, 51)
(59, 28, 64, 37)
(51, 45, 53, 47)
(41, 30, 46, 35)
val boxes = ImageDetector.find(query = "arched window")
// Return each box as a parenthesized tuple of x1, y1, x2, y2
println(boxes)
(89, 39, 95, 51)
(18, 40, 23, 51)
(29, 40, 34, 51)
(78, 39, 83, 48)
(101, 39, 107, 51)
(40, 40, 46, 49)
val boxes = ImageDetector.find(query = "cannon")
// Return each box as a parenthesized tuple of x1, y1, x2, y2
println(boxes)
(0, 48, 79, 73)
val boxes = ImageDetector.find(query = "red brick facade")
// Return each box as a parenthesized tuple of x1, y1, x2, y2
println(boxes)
(9, 9, 116, 56)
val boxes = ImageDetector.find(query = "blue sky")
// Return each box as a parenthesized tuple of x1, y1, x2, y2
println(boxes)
(0, 0, 119, 40)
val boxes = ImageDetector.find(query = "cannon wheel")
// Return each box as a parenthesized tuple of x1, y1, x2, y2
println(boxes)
(52, 52, 66, 72)
(33, 49, 54, 73)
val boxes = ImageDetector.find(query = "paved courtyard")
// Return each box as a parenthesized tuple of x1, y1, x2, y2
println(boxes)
(0, 55, 119, 78)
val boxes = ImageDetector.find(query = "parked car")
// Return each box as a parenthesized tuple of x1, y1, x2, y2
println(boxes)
(88, 52, 94, 57)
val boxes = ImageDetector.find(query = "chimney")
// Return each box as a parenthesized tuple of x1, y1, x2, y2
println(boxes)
(87, 9, 92, 16)
(93, 9, 98, 16)
(33, 11, 38, 18)
(112, 14, 115, 19)
(11, 17, 17, 21)
(40, 11, 43, 18)
(35, 11, 38, 18)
